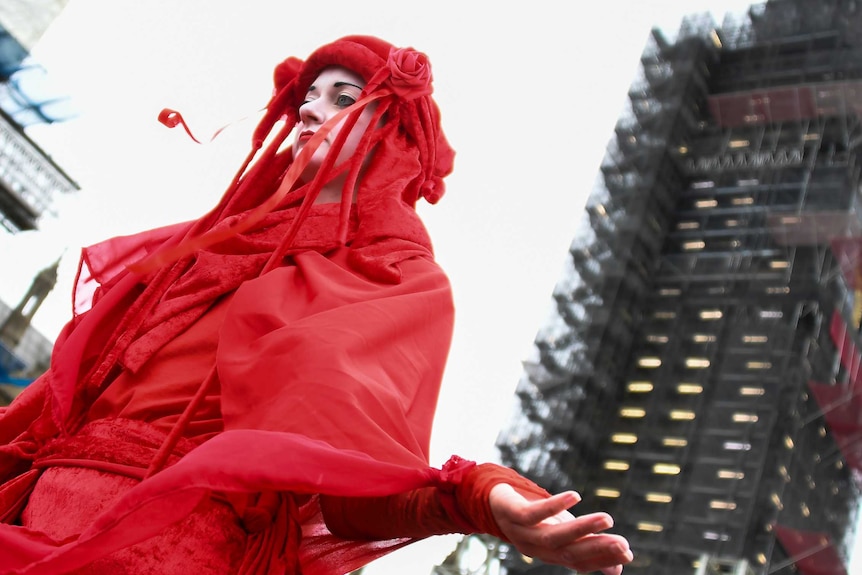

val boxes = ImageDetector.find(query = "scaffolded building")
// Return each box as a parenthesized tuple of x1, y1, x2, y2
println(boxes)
(481, 1, 862, 574)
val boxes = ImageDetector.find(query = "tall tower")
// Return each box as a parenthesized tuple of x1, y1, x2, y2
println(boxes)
(449, 1, 862, 575)
(0, 258, 58, 348)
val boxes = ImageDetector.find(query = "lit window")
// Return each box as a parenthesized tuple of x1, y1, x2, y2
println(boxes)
(683, 240, 705, 250)
(699, 310, 723, 319)
(819, 426, 827, 438)
(725, 219, 739, 227)
(678, 146, 689, 154)
(692, 181, 715, 189)
(729, 139, 749, 148)
(677, 383, 703, 394)
(676, 222, 699, 230)
(770, 260, 789, 269)
(663, 437, 687, 447)
(732, 413, 759, 423)
(612, 433, 638, 444)
(653, 463, 681, 475)
(670, 410, 696, 421)
(654, 311, 676, 319)
(595, 488, 620, 498)
(604, 460, 630, 471)
(627, 381, 653, 393)
(620, 407, 646, 418)
(638, 357, 662, 368)
(638, 522, 664, 532)
(738, 178, 758, 186)
(595, 204, 607, 216)
(658, 288, 681, 295)
(686, 357, 710, 368)
(742, 335, 768, 343)
(766, 286, 790, 294)
(746, 361, 771, 369)
(731, 197, 754, 205)
(781, 215, 801, 224)
(784, 436, 794, 449)
(717, 470, 744, 480)
(740, 386, 765, 396)
(771, 493, 783, 510)
(760, 310, 783, 318)
(646, 334, 669, 343)
(710, 500, 737, 510)
(695, 199, 718, 208)
(703, 531, 730, 541)
(724, 441, 751, 451)
(645, 492, 672, 503)
(778, 466, 790, 481)
(757, 553, 767, 565)
(692, 334, 716, 343)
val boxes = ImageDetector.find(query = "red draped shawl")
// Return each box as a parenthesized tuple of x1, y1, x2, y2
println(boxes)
(0, 220, 460, 574)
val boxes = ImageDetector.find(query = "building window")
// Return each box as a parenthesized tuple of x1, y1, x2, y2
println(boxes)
(663, 437, 688, 447)
(638, 522, 664, 532)
(645, 492, 672, 503)
(740, 386, 765, 396)
(638, 357, 662, 368)
(604, 460, 630, 471)
(612, 433, 638, 444)
(627, 381, 653, 393)
(710, 500, 737, 510)
(742, 334, 768, 343)
(692, 334, 716, 343)
(595, 488, 621, 498)
(670, 410, 696, 421)
(746, 361, 771, 369)
(653, 463, 681, 475)
(699, 309, 723, 320)
(759, 310, 783, 318)
(620, 407, 646, 418)
(717, 469, 744, 479)
(732, 413, 759, 423)
(686, 357, 710, 368)
(677, 383, 703, 394)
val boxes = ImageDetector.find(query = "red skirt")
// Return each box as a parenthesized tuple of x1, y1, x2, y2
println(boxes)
(20, 418, 248, 575)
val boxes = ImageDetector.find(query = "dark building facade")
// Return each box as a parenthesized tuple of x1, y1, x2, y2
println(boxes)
(483, 1, 862, 574)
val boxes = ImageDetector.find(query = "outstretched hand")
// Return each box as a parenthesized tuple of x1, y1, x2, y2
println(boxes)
(489, 483, 633, 575)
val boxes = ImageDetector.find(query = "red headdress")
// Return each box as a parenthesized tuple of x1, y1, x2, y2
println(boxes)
(138, 34, 456, 281)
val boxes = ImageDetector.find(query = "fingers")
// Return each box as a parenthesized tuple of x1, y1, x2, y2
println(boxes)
(515, 490, 582, 525)
(506, 510, 614, 550)
(515, 533, 632, 573)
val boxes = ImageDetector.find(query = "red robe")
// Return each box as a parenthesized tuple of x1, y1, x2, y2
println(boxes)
(0, 215, 461, 574)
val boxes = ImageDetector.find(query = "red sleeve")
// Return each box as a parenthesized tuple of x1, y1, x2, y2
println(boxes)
(318, 462, 552, 542)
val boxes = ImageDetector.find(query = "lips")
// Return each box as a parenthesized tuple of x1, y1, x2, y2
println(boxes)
(298, 130, 315, 143)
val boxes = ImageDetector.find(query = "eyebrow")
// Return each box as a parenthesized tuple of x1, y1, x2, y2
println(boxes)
(334, 81, 363, 90)
(305, 81, 364, 95)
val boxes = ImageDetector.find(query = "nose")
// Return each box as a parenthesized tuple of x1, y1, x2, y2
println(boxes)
(299, 99, 324, 126)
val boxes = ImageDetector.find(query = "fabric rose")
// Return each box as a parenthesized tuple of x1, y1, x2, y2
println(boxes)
(386, 47, 433, 99)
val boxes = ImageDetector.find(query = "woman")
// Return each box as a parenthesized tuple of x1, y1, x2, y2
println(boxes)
(0, 35, 632, 574)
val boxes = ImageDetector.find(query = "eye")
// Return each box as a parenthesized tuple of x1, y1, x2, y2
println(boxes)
(335, 93, 357, 108)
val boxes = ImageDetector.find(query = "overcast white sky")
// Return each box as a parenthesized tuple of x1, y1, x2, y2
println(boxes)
(1, 1, 860, 573)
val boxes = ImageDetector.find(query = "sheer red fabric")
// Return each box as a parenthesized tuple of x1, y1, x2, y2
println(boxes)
(0, 238, 457, 574)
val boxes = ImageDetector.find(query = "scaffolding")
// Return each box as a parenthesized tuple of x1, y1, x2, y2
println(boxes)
(486, 2, 862, 575)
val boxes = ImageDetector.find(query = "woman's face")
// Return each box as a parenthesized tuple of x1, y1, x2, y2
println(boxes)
(294, 66, 375, 176)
